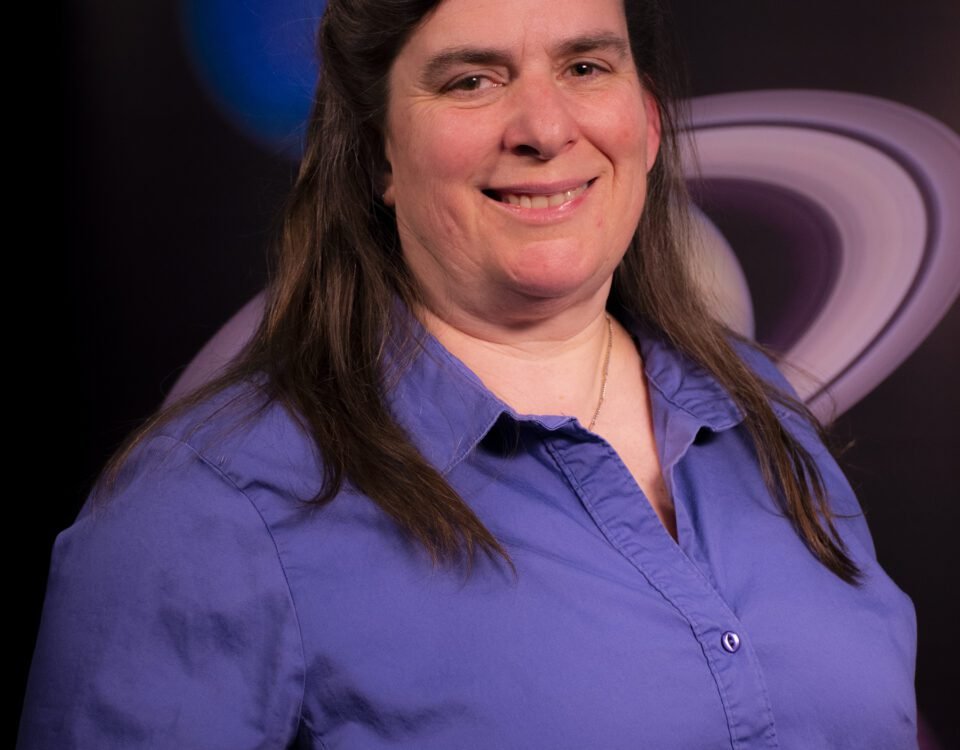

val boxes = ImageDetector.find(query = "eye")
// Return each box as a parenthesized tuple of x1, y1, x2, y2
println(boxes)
(568, 61, 605, 78)
(445, 74, 501, 94)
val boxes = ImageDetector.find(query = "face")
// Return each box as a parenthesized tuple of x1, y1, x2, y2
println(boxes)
(383, 0, 661, 322)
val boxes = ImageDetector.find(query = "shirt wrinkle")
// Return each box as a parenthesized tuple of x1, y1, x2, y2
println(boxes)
(149, 432, 310, 745)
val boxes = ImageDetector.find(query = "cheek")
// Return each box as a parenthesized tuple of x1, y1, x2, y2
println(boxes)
(609, 121, 656, 207)
(592, 100, 652, 245)
(389, 120, 482, 251)
(395, 110, 492, 188)
(614, 113, 654, 172)
(391, 111, 496, 248)
(590, 89, 658, 173)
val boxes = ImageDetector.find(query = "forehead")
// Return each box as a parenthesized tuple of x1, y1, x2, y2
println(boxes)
(396, 0, 631, 66)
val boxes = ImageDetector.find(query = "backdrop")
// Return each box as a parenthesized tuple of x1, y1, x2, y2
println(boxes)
(30, 0, 959, 746)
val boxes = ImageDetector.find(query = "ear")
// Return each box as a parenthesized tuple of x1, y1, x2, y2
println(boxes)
(382, 140, 396, 207)
(642, 89, 662, 173)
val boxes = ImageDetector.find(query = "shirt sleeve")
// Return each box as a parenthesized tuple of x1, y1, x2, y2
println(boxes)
(18, 435, 305, 749)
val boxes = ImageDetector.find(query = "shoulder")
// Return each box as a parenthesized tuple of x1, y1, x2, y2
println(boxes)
(21, 381, 309, 747)
(721, 333, 832, 458)
(723, 333, 830, 439)
(726, 335, 887, 560)
(727, 334, 801, 403)
(113, 378, 326, 510)
(71, 379, 320, 608)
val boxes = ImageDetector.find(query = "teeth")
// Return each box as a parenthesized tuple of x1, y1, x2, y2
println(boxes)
(496, 182, 589, 208)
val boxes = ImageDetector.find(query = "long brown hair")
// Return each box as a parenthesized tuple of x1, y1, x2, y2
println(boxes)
(99, 0, 860, 583)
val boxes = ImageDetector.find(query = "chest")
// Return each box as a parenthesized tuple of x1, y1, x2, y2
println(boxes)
(600, 419, 677, 540)
(267, 426, 917, 750)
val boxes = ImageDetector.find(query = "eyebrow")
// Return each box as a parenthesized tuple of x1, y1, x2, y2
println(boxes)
(555, 32, 631, 60)
(418, 32, 632, 89)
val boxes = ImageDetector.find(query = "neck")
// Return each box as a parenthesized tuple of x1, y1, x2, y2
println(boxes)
(415, 286, 619, 424)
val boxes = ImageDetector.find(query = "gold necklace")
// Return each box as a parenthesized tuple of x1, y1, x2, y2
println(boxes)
(587, 314, 613, 431)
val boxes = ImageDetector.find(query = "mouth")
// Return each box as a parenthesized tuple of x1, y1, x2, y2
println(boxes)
(481, 178, 595, 209)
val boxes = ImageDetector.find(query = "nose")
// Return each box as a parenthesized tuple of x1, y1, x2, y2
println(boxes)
(501, 74, 578, 160)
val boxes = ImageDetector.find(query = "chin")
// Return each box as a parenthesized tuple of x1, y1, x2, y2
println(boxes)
(501, 243, 613, 302)
(502, 268, 605, 305)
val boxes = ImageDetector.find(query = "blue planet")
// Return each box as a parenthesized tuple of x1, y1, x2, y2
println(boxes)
(179, 0, 327, 157)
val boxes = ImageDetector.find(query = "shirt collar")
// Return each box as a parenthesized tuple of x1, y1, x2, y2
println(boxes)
(634, 325, 745, 433)
(385, 305, 746, 475)
(386, 317, 509, 475)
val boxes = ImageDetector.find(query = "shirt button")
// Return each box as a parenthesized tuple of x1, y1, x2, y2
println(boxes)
(721, 631, 741, 653)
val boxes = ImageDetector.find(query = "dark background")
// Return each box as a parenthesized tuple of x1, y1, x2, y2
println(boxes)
(29, 0, 959, 745)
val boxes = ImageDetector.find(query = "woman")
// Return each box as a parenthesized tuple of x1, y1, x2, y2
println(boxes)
(20, 0, 918, 747)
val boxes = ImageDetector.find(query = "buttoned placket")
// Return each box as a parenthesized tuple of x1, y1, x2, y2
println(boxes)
(536, 415, 781, 749)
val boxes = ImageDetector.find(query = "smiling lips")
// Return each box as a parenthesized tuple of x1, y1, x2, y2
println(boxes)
(483, 179, 594, 209)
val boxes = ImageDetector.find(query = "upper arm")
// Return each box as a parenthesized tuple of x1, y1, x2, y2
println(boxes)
(19, 436, 305, 749)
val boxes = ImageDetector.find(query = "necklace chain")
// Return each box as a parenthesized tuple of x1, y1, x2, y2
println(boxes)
(587, 314, 613, 431)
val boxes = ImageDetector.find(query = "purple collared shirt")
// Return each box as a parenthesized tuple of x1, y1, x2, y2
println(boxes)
(19, 321, 917, 749)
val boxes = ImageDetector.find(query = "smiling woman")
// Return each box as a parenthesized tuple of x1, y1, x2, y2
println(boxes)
(19, 0, 918, 747)
(381, 0, 677, 535)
